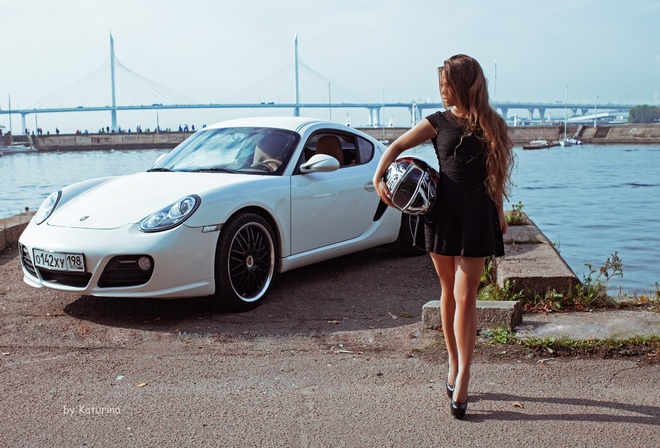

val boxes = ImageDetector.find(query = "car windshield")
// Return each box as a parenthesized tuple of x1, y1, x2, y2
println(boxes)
(150, 127, 300, 175)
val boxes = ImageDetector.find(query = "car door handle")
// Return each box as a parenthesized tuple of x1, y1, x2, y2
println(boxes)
(364, 181, 376, 192)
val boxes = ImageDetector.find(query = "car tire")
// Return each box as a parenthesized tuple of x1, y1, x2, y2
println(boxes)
(214, 213, 277, 311)
(392, 213, 425, 257)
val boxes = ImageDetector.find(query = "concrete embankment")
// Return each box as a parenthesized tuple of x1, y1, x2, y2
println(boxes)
(508, 123, 660, 145)
(0, 212, 34, 252)
(27, 132, 191, 151)
(4, 123, 658, 151)
(361, 123, 660, 145)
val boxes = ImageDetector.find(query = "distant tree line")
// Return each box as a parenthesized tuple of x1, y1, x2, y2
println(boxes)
(628, 105, 660, 123)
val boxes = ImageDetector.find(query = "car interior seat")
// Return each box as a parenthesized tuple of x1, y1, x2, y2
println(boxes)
(253, 134, 286, 170)
(315, 135, 344, 165)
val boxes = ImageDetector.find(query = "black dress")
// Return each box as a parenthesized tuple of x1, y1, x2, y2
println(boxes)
(415, 111, 504, 258)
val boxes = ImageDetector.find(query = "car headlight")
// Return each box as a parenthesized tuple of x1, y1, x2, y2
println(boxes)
(34, 190, 62, 225)
(139, 195, 201, 232)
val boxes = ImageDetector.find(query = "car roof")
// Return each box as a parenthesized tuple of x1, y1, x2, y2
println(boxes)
(204, 116, 327, 132)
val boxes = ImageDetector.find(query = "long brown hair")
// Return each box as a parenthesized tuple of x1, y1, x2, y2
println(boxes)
(440, 54, 514, 202)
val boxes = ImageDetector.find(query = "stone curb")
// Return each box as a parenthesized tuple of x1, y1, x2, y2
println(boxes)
(422, 300, 523, 331)
(0, 213, 34, 252)
(515, 310, 660, 341)
(496, 216, 580, 299)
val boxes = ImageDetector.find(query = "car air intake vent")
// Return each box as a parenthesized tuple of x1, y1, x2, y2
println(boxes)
(39, 270, 92, 288)
(19, 244, 38, 278)
(98, 255, 154, 288)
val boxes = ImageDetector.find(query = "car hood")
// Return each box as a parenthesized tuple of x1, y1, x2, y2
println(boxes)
(47, 172, 261, 230)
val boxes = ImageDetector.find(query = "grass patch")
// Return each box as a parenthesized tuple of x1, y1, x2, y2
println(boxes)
(613, 283, 660, 312)
(478, 280, 525, 302)
(481, 327, 518, 344)
(482, 328, 660, 358)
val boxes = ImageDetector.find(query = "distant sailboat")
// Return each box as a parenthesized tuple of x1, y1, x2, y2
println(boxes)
(559, 86, 572, 147)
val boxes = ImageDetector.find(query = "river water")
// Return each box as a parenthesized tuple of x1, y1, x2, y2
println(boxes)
(1, 143, 659, 294)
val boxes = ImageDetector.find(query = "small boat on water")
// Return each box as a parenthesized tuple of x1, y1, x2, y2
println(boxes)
(556, 87, 585, 147)
(0, 144, 37, 154)
(559, 138, 584, 147)
(522, 139, 560, 150)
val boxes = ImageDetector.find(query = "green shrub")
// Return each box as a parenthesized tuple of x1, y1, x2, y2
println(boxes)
(506, 201, 529, 226)
(572, 252, 623, 308)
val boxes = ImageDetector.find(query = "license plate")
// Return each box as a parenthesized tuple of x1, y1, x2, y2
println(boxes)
(33, 249, 86, 272)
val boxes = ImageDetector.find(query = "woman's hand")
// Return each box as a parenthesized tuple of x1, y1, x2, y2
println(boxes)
(499, 214, 508, 235)
(498, 203, 508, 235)
(374, 177, 394, 208)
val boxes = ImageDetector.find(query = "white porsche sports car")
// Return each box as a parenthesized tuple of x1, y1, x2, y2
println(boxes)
(19, 116, 421, 310)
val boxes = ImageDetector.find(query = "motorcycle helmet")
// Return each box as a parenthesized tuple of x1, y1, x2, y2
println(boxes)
(384, 157, 439, 215)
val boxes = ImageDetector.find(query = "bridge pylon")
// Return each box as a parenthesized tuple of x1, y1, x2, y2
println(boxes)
(293, 34, 300, 117)
(110, 34, 118, 131)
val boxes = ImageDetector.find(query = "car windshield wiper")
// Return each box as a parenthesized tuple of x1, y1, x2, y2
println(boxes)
(147, 168, 173, 172)
(192, 167, 241, 174)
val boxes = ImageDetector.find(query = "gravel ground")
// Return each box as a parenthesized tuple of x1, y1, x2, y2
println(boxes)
(1, 246, 658, 447)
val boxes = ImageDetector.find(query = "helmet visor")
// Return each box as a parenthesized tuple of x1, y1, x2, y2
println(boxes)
(390, 165, 423, 211)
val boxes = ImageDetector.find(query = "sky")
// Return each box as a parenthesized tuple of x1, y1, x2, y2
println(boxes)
(1, 0, 659, 133)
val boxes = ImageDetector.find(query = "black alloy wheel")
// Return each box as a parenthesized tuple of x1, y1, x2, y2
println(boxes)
(214, 213, 276, 311)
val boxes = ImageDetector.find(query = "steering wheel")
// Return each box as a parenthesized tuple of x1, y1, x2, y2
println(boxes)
(252, 159, 282, 172)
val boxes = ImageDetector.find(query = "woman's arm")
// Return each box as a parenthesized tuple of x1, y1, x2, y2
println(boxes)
(372, 119, 437, 207)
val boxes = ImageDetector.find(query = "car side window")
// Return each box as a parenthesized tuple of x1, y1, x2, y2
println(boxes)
(357, 137, 374, 164)
(303, 133, 359, 168)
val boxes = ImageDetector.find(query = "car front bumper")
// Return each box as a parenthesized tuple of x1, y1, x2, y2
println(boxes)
(18, 221, 220, 299)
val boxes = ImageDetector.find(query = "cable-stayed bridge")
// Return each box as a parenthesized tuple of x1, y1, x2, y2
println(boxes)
(0, 35, 633, 134)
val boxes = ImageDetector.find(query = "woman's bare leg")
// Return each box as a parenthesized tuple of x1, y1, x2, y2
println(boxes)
(429, 254, 458, 387)
(451, 256, 486, 403)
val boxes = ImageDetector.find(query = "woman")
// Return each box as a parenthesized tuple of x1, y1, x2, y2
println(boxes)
(373, 54, 514, 419)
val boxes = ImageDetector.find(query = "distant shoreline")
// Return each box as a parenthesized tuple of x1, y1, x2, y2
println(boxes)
(3, 123, 659, 151)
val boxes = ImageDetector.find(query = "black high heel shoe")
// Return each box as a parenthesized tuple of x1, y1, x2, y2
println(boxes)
(445, 382, 455, 399)
(450, 399, 468, 419)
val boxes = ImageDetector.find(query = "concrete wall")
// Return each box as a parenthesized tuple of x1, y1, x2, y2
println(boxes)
(32, 132, 190, 151)
(578, 124, 660, 144)
(359, 125, 568, 144)
(0, 213, 34, 252)
(360, 123, 660, 145)
(23, 123, 660, 151)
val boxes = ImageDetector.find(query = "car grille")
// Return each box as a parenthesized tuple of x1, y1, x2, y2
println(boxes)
(39, 270, 92, 288)
(98, 255, 154, 288)
(19, 244, 38, 277)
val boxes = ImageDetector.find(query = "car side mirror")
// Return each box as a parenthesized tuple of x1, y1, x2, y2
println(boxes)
(299, 154, 340, 173)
